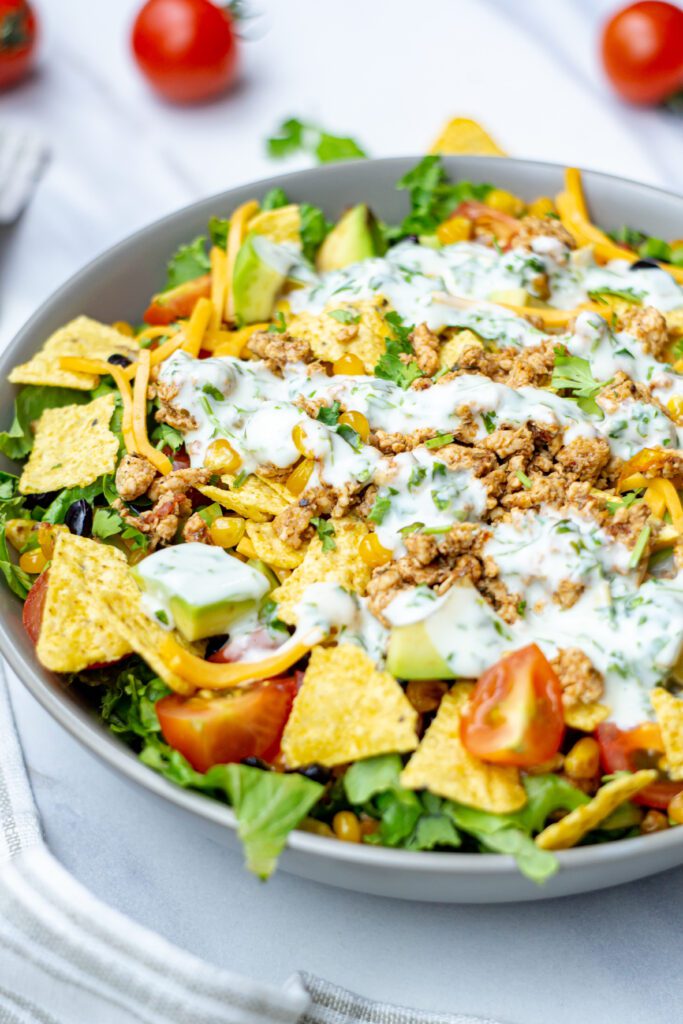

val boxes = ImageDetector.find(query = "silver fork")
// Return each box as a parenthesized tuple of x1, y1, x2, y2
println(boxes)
(0, 124, 48, 226)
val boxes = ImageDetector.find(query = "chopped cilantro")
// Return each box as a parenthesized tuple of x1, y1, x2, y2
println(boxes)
(299, 203, 332, 262)
(387, 155, 491, 241)
(425, 433, 454, 450)
(311, 517, 336, 552)
(482, 411, 497, 435)
(267, 311, 287, 334)
(374, 311, 422, 389)
(328, 308, 361, 325)
(91, 507, 123, 540)
(368, 493, 392, 525)
(605, 489, 644, 515)
(232, 469, 249, 489)
(336, 422, 362, 450)
(399, 522, 424, 536)
(408, 466, 427, 489)
(266, 117, 367, 164)
(628, 525, 651, 569)
(163, 237, 210, 291)
(517, 600, 527, 617)
(588, 286, 644, 304)
(202, 383, 224, 402)
(155, 610, 170, 626)
(262, 186, 289, 210)
(431, 490, 450, 511)
(316, 401, 341, 426)
(515, 469, 533, 490)
(208, 216, 229, 249)
(551, 348, 611, 417)
(151, 422, 184, 452)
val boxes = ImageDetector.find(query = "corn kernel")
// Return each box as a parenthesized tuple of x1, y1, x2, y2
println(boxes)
(205, 438, 242, 474)
(436, 215, 471, 245)
(332, 811, 362, 843)
(667, 396, 683, 424)
(209, 516, 245, 548)
(332, 353, 365, 376)
(300, 818, 335, 839)
(668, 790, 683, 825)
(564, 737, 600, 780)
(485, 188, 526, 217)
(286, 458, 315, 496)
(235, 535, 257, 560)
(338, 410, 370, 443)
(5, 519, 34, 551)
(359, 817, 379, 837)
(292, 423, 315, 458)
(112, 320, 135, 337)
(359, 532, 393, 567)
(528, 196, 556, 218)
(37, 523, 67, 560)
(19, 548, 48, 574)
(406, 679, 448, 713)
(640, 809, 669, 834)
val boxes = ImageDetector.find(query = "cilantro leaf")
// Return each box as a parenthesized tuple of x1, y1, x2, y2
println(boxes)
(316, 401, 341, 426)
(267, 311, 287, 334)
(262, 186, 289, 210)
(163, 236, 210, 291)
(311, 516, 336, 551)
(299, 202, 331, 262)
(368, 494, 392, 525)
(336, 422, 362, 450)
(551, 349, 611, 418)
(266, 117, 367, 164)
(328, 308, 361, 325)
(151, 421, 184, 452)
(388, 156, 491, 241)
(374, 311, 423, 389)
(208, 216, 229, 249)
(92, 507, 124, 540)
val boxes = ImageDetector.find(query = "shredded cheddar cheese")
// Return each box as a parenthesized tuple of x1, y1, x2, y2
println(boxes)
(224, 200, 260, 322)
(132, 349, 172, 475)
(182, 297, 214, 358)
(159, 633, 313, 689)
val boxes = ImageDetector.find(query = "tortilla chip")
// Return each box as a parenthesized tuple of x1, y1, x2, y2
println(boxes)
(9, 316, 139, 389)
(564, 702, 610, 732)
(281, 643, 419, 768)
(439, 329, 483, 370)
(272, 517, 370, 624)
(651, 688, 683, 781)
(199, 473, 290, 522)
(401, 684, 527, 814)
(535, 770, 657, 850)
(666, 309, 683, 339)
(36, 533, 133, 673)
(19, 393, 119, 495)
(244, 521, 306, 569)
(286, 299, 388, 372)
(430, 117, 506, 157)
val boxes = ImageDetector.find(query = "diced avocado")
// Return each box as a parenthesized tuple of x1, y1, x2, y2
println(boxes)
(386, 618, 453, 680)
(248, 557, 279, 593)
(488, 288, 530, 306)
(316, 204, 386, 272)
(233, 232, 296, 323)
(132, 543, 269, 642)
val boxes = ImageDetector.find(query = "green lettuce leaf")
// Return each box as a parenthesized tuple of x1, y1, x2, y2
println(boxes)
(444, 802, 557, 884)
(0, 385, 91, 461)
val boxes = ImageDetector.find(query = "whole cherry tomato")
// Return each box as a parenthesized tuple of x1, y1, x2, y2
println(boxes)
(601, 2, 683, 105)
(131, 0, 238, 105)
(461, 644, 565, 767)
(0, 0, 37, 91)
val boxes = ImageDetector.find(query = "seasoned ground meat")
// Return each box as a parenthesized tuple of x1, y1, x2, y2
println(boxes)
(246, 330, 314, 372)
(410, 323, 440, 377)
(115, 454, 157, 501)
(148, 467, 211, 502)
(553, 579, 585, 610)
(618, 305, 670, 361)
(182, 511, 213, 544)
(510, 215, 576, 252)
(550, 647, 604, 707)
(154, 380, 198, 432)
(114, 493, 191, 549)
(555, 437, 611, 483)
(369, 428, 438, 454)
(271, 502, 315, 549)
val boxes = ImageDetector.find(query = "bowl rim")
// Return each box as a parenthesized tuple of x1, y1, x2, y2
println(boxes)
(3, 153, 683, 879)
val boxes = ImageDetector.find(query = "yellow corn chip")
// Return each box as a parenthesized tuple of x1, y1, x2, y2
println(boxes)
(272, 517, 370, 624)
(430, 117, 505, 157)
(19, 393, 119, 495)
(439, 329, 483, 371)
(564, 702, 610, 732)
(9, 316, 139, 389)
(36, 533, 133, 673)
(286, 299, 388, 371)
(199, 473, 290, 522)
(651, 688, 683, 781)
(246, 205, 301, 246)
(666, 309, 683, 339)
(401, 684, 526, 814)
(281, 643, 419, 768)
(536, 770, 657, 850)
(244, 521, 306, 569)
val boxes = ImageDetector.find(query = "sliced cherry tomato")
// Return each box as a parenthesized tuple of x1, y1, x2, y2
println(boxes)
(0, 1, 37, 91)
(156, 676, 297, 773)
(453, 200, 520, 246)
(596, 721, 683, 808)
(461, 644, 565, 767)
(131, 0, 238, 105)
(143, 273, 212, 326)
(602, 2, 683, 106)
(22, 569, 48, 644)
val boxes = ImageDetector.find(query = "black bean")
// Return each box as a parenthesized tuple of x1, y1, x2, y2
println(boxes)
(241, 757, 271, 771)
(64, 499, 93, 537)
(107, 353, 133, 368)
(629, 259, 662, 271)
(23, 490, 57, 510)
(287, 763, 332, 785)
(204, 634, 229, 658)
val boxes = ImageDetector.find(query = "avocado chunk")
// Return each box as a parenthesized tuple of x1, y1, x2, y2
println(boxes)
(232, 232, 296, 323)
(386, 582, 506, 680)
(133, 543, 269, 642)
(488, 288, 530, 306)
(316, 203, 386, 272)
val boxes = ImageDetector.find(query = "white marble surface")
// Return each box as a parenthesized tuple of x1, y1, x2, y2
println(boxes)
(1, 1, 682, 1021)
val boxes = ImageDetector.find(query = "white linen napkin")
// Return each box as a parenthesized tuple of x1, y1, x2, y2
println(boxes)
(0, 664, 502, 1024)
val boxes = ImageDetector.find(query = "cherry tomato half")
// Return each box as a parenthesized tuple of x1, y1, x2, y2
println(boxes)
(602, 2, 683, 105)
(143, 273, 212, 326)
(156, 676, 297, 773)
(0, 0, 37, 91)
(461, 644, 565, 767)
(131, 0, 238, 105)
(22, 568, 48, 644)
(596, 721, 683, 808)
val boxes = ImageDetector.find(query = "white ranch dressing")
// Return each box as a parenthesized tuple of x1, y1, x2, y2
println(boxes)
(294, 582, 388, 665)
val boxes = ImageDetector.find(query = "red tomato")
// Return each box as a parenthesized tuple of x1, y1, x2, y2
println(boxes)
(143, 273, 212, 325)
(156, 677, 297, 772)
(602, 2, 683, 105)
(131, 0, 238, 105)
(596, 721, 683, 808)
(461, 644, 565, 767)
(0, 0, 37, 91)
(453, 201, 520, 246)
(22, 569, 48, 644)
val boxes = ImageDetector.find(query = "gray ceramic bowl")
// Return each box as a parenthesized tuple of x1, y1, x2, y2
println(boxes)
(2, 156, 683, 903)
